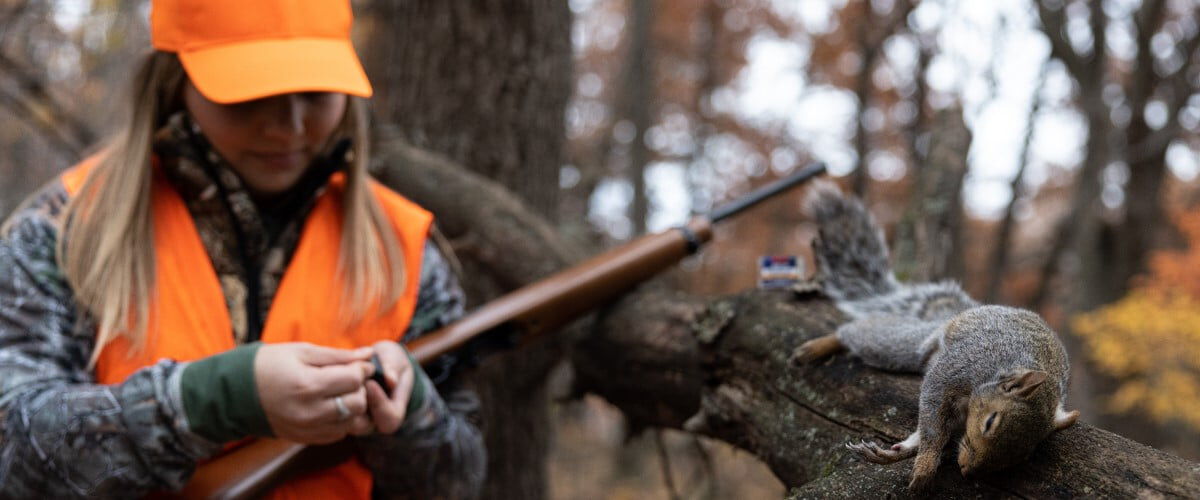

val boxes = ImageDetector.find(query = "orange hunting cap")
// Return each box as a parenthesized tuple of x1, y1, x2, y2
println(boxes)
(151, 0, 372, 104)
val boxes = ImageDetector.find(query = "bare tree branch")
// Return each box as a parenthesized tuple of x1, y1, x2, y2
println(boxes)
(905, 34, 932, 172)
(850, 0, 916, 197)
(0, 0, 31, 48)
(622, 0, 656, 236)
(1086, 0, 1108, 81)
(1029, 1, 1111, 311)
(1124, 0, 1168, 149)
(1130, 11, 1200, 162)
(850, 19, 879, 198)
(0, 50, 95, 156)
(1035, 0, 1088, 81)
(685, 0, 722, 215)
(986, 63, 1048, 303)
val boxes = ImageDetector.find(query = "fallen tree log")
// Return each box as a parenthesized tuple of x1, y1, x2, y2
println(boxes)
(575, 289, 1200, 498)
(371, 138, 1200, 497)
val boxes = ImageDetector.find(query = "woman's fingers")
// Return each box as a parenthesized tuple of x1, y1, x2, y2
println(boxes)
(298, 344, 374, 367)
(364, 341, 419, 434)
(371, 341, 410, 390)
(327, 386, 369, 421)
(255, 342, 386, 444)
(390, 360, 415, 411)
(366, 380, 403, 434)
(309, 361, 374, 398)
(347, 414, 375, 436)
(255, 341, 428, 442)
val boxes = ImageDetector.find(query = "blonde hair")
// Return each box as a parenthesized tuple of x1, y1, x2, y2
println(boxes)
(59, 51, 405, 365)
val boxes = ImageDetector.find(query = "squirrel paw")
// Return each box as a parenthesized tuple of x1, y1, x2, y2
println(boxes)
(845, 439, 909, 464)
(907, 470, 936, 493)
(791, 278, 822, 297)
(791, 335, 844, 365)
(907, 449, 939, 492)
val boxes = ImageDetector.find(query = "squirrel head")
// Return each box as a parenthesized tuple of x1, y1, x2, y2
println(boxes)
(957, 369, 1074, 476)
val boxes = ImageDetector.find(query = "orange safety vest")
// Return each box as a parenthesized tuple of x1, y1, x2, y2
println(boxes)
(61, 156, 432, 499)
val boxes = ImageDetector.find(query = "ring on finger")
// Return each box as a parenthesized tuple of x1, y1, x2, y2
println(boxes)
(333, 395, 352, 421)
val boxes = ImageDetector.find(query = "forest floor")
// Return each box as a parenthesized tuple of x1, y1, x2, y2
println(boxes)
(547, 394, 784, 499)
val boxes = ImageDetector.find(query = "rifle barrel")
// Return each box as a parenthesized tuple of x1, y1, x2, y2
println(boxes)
(709, 162, 826, 223)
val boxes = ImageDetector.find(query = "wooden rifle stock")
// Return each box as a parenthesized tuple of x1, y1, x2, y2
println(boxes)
(179, 163, 826, 499)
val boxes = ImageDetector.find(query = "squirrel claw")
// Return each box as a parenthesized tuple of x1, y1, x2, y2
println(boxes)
(847, 439, 905, 464)
(789, 346, 816, 365)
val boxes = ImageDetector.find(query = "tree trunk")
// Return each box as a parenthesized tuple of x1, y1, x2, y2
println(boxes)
(1029, 0, 1110, 313)
(363, 3, 573, 498)
(849, 17, 878, 199)
(985, 64, 1047, 303)
(684, 0, 721, 215)
(892, 106, 970, 282)
(621, 0, 656, 236)
(362, 0, 571, 219)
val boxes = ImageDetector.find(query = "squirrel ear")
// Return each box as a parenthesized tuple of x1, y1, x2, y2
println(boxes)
(1001, 370, 1049, 398)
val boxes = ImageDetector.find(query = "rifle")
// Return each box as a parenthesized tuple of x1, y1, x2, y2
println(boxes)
(180, 162, 827, 499)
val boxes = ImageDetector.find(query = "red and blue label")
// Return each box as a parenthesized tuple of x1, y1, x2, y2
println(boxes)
(758, 255, 800, 289)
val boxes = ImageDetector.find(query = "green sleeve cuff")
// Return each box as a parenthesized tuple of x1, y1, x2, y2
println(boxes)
(180, 343, 273, 442)
(404, 348, 428, 416)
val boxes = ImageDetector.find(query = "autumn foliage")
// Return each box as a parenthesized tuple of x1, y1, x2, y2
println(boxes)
(1073, 211, 1200, 431)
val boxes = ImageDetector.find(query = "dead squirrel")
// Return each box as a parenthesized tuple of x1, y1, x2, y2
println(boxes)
(791, 181, 1079, 491)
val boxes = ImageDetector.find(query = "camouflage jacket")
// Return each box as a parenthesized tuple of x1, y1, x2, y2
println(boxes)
(0, 114, 485, 498)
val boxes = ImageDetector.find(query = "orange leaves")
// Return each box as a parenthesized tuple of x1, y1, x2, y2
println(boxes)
(1143, 212, 1200, 296)
(1072, 211, 1200, 431)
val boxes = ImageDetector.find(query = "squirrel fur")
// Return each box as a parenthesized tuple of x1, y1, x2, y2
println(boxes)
(791, 180, 1080, 491)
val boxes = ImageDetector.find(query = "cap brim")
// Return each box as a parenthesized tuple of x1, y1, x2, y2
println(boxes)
(179, 38, 373, 104)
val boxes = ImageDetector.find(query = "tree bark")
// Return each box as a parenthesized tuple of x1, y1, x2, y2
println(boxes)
(362, 0, 571, 219)
(362, 3, 573, 498)
(892, 107, 970, 282)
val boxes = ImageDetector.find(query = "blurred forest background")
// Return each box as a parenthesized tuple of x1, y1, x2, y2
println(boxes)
(1, 0, 1198, 498)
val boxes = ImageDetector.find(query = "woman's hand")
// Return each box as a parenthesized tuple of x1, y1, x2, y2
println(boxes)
(364, 340, 416, 434)
(254, 343, 376, 444)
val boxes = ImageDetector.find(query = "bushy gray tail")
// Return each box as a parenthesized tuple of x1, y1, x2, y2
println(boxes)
(804, 180, 897, 301)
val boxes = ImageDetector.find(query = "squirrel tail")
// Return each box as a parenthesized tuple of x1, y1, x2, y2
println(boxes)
(803, 180, 897, 301)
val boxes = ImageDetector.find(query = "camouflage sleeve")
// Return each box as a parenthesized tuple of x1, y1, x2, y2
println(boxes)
(0, 184, 222, 498)
(356, 239, 486, 499)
